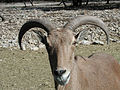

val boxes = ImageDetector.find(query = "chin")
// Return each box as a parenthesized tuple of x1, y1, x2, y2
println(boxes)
(55, 71, 70, 86)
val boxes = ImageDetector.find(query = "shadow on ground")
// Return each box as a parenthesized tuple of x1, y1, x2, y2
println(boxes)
(19, 2, 120, 11)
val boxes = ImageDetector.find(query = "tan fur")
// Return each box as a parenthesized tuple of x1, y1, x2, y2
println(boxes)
(46, 29, 75, 74)
(46, 29, 120, 90)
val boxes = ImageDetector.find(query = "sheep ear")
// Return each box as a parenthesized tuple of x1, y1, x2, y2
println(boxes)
(32, 30, 47, 44)
(74, 30, 88, 44)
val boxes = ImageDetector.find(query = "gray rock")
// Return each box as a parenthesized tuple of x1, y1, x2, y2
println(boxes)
(79, 40, 92, 45)
(0, 3, 120, 49)
(31, 46, 39, 51)
(117, 41, 120, 43)
(21, 44, 26, 50)
(92, 40, 104, 45)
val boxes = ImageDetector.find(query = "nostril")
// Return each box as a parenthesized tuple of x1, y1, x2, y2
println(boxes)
(60, 70, 66, 75)
(54, 70, 66, 76)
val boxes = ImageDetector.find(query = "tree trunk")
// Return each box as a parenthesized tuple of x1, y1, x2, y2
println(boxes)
(86, 0, 89, 5)
(106, 0, 109, 4)
(73, 0, 79, 6)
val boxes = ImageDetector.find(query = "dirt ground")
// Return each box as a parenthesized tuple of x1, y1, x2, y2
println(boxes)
(0, 47, 55, 90)
(0, 43, 120, 90)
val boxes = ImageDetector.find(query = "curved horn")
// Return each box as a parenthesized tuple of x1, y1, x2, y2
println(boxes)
(64, 16, 109, 44)
(18, 18, 55, 50)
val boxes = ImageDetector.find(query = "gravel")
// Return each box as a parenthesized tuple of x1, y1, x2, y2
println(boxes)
(0, 2, 120, 50)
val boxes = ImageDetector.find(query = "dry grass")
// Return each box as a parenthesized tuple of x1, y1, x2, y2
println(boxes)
(0, 43, 120, 90)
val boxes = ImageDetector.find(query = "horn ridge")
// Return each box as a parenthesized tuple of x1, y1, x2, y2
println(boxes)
(18, 19, 55, 50)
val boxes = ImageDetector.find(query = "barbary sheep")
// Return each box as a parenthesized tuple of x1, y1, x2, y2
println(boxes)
(18, 16, 120, 90)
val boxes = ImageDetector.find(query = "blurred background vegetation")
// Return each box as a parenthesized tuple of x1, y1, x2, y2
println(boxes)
(0, 0, 112, 3)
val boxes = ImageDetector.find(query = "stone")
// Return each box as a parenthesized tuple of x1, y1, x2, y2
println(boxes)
(30, 46, 39, 51)
(0, 3, 120, 49)
(92, 40, 104, 45)
(79, 40, 92, 45)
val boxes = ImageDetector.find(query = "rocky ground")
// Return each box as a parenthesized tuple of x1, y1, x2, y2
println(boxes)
(0, 1, 120, 50)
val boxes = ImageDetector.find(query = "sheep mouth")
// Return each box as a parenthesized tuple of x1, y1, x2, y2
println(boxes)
(54, 72, 70, 86)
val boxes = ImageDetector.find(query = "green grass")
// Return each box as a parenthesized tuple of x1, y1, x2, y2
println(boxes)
(0, 43, 119, 90)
